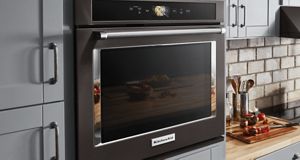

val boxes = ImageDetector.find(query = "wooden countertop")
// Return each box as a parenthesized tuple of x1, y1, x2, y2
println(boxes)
(226, 117, 300, 160)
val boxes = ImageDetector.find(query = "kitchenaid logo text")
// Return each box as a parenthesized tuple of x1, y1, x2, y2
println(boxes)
(151, 133, 175, 147)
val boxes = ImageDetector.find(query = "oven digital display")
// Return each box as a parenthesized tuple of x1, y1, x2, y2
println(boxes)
(92, 1, 217, 21)
(93, 42, 216, 144)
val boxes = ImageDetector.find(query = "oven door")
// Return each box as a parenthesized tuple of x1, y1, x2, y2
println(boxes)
(76, 26, 225, 160)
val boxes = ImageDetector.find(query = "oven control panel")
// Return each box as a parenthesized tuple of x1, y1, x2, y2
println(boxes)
(92, 1, 218, 22)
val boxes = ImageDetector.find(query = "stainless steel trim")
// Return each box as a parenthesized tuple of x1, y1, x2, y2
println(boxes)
(95, 115, 216, 147)
(50, 122, 59, 160)
(240, 5, 246, 28)
(98, 28, 226, 39)
(48, 43, 58, 85)
(94, 40, 218, 147)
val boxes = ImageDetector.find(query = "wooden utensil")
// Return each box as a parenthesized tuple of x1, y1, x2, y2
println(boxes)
(232, 76, 240, 93)
(230, 79, 238, 94)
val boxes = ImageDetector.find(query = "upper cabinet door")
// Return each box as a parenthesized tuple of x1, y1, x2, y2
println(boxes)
(43, 0, 64, 103)
(290, 0, 300, 6)
(0, 0, 43, 110)
(238, 0, 270, 37)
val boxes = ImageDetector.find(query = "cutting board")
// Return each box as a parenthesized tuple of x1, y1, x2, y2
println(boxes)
(226, 121, 297, 144)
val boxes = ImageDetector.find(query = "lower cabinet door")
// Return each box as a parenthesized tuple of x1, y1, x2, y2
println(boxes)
(0, 128, 43, 160)
(256, 142, 300, 160)
(43, 102, 65, 160)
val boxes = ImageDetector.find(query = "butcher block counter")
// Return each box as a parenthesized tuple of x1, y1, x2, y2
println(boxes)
(226, 117, 300, 160)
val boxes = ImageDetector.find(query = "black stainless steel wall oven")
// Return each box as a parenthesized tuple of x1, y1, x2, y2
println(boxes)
(75, 0, 225, 159)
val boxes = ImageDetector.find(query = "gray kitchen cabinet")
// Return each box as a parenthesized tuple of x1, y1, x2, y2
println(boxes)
(226, 0, 280, 38)
(0, 0, 65, 158)
(0, 103, 64, 160)
(289, 0, 300, 6)
(0, 128, 43, 160)
(0, 0, 43, 110)
(43, 102, 65, 160)
(256, 141, 300, 160)
(164, 141, 225, 160)
(43, 0, 64, 103)
(0, 0, 64, 110)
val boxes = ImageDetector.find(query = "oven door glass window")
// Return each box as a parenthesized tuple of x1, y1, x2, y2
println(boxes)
(93, 42, 216, 145)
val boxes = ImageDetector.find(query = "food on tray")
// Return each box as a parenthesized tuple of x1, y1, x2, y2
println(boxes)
(242, 113, 258, 126)
(144, 74, 171, 88)
(240, 119, 249, 128)
(258, 112, 266, 121)
(94, 80, 101, 104)
(243, 125, 270, 136)
(127, 83, 153, 100)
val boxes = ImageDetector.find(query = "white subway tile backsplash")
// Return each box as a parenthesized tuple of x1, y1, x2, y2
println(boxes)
(273, 70, 288, 82)
(265, 83, 280, 96)
(248, 38, 265, 47)
(257, 72, 272, 85)
(296, 56, 300, 66)
(288, 67, 300, 79)
(229, 63, 247, 76)
(295, 79, 300, 90)
(273, 94, 287, 106)
(265, 37, 280, 46)
(249, 86, 264, 100)
(239, 48, 256, 61)
(227, 38, 300, 106)
(248, 60, 264, 74)
(228, 39, 247, 49)
(280, 80, 295, 93)
(273, 46, 288, 57)
(266, 58, 280, 71)
(257, 47, 272, 60)
(288, 90, 300, 102)
(288, 44, 300, 56)
(256, 97, 273, 109)
(226, 50, 238, 63)
(281, 56, 295, 69)
(281, 38, 295, 45)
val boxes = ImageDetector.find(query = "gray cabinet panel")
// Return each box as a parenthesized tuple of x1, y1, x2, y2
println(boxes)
(0, 0, 43, 110)
(290, 0, 300, 6)
(0, 106, 42, 135)
(43, 0, 64, 102)
(227, 0, 239, 38)
(226, 0, 280, 38)
(164, 141, 225, 160)
(0, 128, 42, 160)
(256, 142, 300, 160)
(238, 0, 269, 37)
(178, 150, 210, 160)
(211, 141, 225, 160)
(43, 102, 65, 160)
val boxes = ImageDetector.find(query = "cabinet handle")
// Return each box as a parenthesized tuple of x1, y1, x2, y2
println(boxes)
(48, 43, 58, 85)
(240, 5, 246, 28)
(293, 153, 300, 160)
(231, 4, 238, 27)
(50, 122, 59, 160)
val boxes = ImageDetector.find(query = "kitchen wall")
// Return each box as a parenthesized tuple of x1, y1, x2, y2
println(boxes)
(226, 37, 300, 109)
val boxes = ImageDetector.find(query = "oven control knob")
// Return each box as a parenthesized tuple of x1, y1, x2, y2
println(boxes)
(154, 6, 167, 17)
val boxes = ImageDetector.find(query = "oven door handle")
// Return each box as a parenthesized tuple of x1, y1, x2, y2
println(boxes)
(98, 28, 226, 39)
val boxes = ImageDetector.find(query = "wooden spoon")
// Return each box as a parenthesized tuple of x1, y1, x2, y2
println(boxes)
(230, 79, 237, 94)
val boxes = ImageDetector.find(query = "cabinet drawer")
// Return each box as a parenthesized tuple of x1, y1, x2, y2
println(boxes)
(0, 106, 42, 135)
(0, 128, 42, 160)
(256, 142, 300, 160)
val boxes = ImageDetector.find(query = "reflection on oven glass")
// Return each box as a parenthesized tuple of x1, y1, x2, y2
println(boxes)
(100, 74, 211, 143)
(92, 42, 215, 144)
